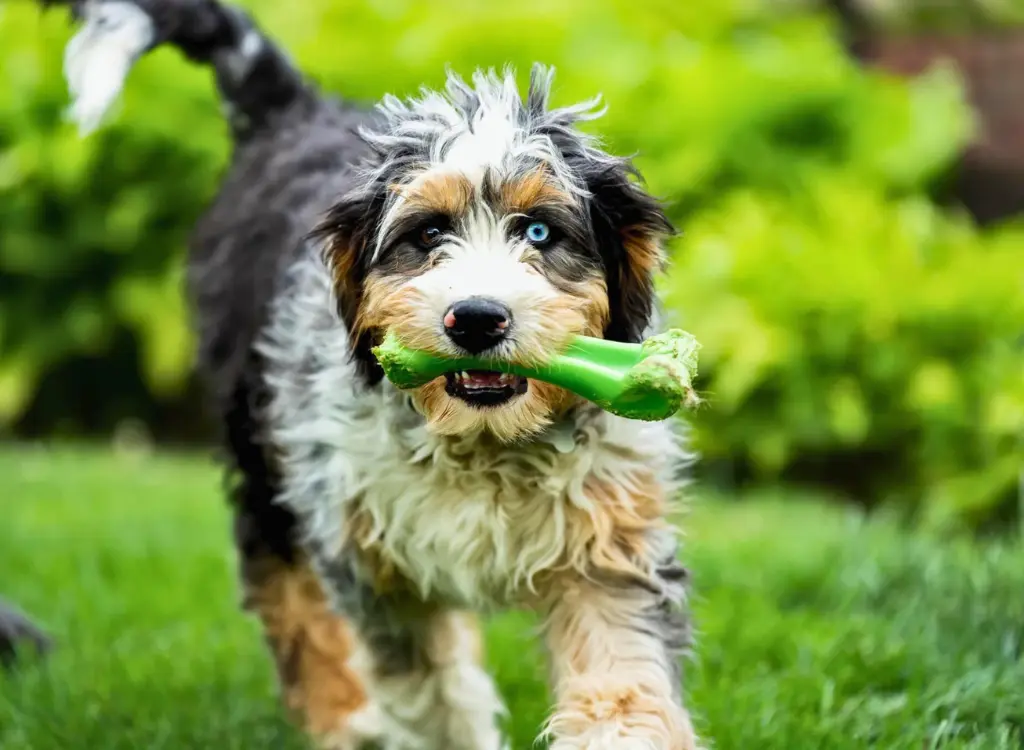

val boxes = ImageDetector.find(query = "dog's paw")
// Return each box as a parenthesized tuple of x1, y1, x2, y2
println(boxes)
(549, 725, 697, 750)
(549, 735, 655, 750)
(546, 707, 699, 750)
(314, 702, 385, 750)
(545, 692, 699, 750)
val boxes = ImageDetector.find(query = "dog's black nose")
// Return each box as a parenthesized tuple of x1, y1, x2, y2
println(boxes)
(443, 298, 511, 354)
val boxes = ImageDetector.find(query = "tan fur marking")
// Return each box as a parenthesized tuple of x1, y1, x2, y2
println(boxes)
(516, 257, 609, 340)
(353, 276, 437, 352)
(545, 578, 697, 750)
(576, 276, 611, 338)
(530, 379, 579, 423)
(426, 611, 486, 668)
(618, 227, 666, 328)
(621, 228, 665, 277)
(550, 680, 695, 749)
(416, 376, 456, 423)
(460, 612, 486, 665)
(499, 169, 574, 214)
(575, 471, 669, 578)
(244, 560, 368, 740)
(327, 239, 363, 332)
(395, 172, 475, 218)
(509, 285, 588, 364)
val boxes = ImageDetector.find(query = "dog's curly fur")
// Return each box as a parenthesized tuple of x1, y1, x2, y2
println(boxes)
(43, 1, 699, 747)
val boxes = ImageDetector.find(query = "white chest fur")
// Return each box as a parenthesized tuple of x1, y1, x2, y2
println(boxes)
(346, 400, 679, 606)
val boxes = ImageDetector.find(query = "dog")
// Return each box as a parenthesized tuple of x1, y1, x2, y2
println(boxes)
(40, 1, 698, 748)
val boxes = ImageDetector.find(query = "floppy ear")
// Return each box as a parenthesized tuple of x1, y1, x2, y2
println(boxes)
(310, 188, 387, 382)
(587, 162, 675, 343)
(525, 64, 674, 343)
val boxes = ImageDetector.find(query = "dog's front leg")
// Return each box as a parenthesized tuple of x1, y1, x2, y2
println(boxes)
(543, 562, 697, 750)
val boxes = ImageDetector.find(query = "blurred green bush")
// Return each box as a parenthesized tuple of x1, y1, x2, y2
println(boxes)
(1, 0, 1021, 529)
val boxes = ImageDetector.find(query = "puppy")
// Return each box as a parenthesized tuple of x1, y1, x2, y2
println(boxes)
(43, 1, 698, 748)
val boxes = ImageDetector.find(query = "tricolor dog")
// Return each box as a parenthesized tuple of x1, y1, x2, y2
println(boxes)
(40, 2, 699, 748)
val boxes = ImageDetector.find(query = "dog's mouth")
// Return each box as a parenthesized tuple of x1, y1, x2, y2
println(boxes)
(444, 370, 528, 408)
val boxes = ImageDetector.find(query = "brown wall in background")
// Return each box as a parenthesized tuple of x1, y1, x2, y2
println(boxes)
(863, 32, 1024, 223)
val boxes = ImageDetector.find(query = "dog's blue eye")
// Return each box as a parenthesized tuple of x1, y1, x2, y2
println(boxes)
(525, 221, 551, 245)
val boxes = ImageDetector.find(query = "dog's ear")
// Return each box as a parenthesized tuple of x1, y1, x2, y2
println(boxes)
(527, 66, 675, 344)
(313, 192, 376, 330)
(586, 162, 675, 343)
(310, 188, 387, 381)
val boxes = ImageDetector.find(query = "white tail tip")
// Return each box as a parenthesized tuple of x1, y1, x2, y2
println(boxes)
(62, 1, 154, 135)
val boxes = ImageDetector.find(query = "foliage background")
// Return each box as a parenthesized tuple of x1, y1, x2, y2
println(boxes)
(1, 0, 1021, 530)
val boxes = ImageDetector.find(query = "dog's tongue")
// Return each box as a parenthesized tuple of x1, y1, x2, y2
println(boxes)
(466, 370, 504, 387)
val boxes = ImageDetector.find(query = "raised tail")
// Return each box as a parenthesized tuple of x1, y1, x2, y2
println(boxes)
(41, 0, 311, 135)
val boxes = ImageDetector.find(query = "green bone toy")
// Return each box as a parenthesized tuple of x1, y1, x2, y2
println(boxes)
(372, 329, 701, 421)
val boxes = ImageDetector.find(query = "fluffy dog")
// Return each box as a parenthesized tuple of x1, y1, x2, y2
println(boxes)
(42, 1, 698, 747)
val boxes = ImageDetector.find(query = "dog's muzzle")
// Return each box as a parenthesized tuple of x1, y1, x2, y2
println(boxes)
(441, 298, 527, 407)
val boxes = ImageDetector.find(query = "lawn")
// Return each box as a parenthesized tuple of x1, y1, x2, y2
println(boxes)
(1, 445, 1022, 749)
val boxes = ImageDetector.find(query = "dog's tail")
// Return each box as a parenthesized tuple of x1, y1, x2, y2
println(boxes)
(41, 0, 309, 136)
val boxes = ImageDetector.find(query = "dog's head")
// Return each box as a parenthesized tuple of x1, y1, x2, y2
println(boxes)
(315, 65, 673, 441)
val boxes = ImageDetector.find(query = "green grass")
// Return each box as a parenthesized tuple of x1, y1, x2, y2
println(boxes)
(1, 446, 1022, 749)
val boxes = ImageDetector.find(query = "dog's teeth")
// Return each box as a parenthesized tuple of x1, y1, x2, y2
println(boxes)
(461, 371, 470, 381)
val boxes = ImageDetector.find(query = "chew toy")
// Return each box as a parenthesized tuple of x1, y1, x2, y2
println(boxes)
(372, 329, 701, 421)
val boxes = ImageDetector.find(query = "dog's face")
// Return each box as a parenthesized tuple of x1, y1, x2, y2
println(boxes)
(317, 65, 673, 441)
